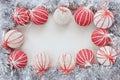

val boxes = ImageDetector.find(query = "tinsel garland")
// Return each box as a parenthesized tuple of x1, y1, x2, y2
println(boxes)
(0, 0, 120, 80)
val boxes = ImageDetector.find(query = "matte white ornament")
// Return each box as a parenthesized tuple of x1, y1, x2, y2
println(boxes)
(53, 7, 72, 25)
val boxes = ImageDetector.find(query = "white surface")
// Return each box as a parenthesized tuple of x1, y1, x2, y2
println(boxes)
(17, 15, 99, 67)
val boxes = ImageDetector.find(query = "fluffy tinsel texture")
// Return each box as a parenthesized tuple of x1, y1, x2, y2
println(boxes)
(16, 0, 57, 13)
(0, 0, 120, 80)
(57, 0, 85, 10)
(0, 0, 15, 30)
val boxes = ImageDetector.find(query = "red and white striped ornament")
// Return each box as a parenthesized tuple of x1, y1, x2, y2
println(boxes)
(8, 50, 28, 69)
(57, 54, 76, 74)
(74, 6, 94, 26)
(76, 49, 95, 68)
(12, 7, 30, 26)
(91, 28, 111, 46)
(97, 46, 118, 66)
(30, 7, 48, 25)
(94, 9, 114, 29)
(2, 30, 24, 50)
(33, 53, 50, 76)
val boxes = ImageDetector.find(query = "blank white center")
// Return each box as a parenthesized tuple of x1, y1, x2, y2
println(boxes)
(17, 15, 98, 67)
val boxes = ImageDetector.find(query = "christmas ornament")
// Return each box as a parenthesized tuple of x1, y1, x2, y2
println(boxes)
(94, 9, 114, 29)
(12, 7, 30, 26)
(97, 46, 118, 66)
(30, 7, 48, 25)
(76, 49, 95, 68)
(74, 6, 94, 26)
(91, 28, 111, 46)
(2, 30, 24, 50)
(33, 53, 50, 76)
(53, 7, 72, 25)
(8, 50, 28, 69)
(57, 54, 76, 74)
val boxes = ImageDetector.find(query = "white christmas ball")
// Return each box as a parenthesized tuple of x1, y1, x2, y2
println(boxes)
(53, 7, 72, 25)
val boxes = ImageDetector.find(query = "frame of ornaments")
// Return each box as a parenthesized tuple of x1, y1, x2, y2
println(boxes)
(1, 0, 120, 79)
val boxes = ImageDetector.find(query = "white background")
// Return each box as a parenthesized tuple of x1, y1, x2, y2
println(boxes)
(17, 15, 99, 67)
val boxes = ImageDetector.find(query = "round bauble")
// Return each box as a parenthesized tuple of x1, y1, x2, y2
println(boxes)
(76, 49, 95, 68)
(97, 46, 118, 66)
(57, 54, 76, 74)
(33, 53, 50, 76)
(91, 28, 111, 46)
(74, 7, 94, 26)
(2, 30, 24, 50)
(30, 7, 48, 25)
(12, 7, 30, 26)
(94, 9, 114, 29)
(53, 7, 72, 25)
(8, 50, 28, 69)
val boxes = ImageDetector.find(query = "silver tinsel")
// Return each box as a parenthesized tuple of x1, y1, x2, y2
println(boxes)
(57, 0, 85, 10)
(93, 0, 109, 10)
(0, 0, 15, 30)
(0, 0, 120, 80)
(16, 0, 57, 13)
(57, 0, 100, 10)
(109, 0, 120, 24)
(37, 0, 57, 13)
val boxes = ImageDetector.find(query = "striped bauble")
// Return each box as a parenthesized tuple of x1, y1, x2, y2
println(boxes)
(94, 9, 114, 29)
(57, 54, 76, 74)
(8, 50, 28, 69)
(30, 7, 48, 25)
(91, 28, 111, 46)
(12, 7, 30, 26)
(97, 46, 118, 66)
(76, 49, 95, 68)
(2, 30, 24, 50)
(74, 7, 94, 26)
(33, 53, 50, 76)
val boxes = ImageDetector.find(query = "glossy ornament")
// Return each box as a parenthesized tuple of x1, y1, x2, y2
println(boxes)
(8, 50, 28, 69)
(12, 7, 30, 26)
(94, 9, 114, 29)
(76, 49, 95, 68)
(91, 28, 111, 46)
(30, 7, 48, 25)
(2, 30, 24, 50)
(74, 7, 94, 26)
(57, 54, 76, 74)
(33, 53, 50, 76)
(97, 46, 118, 66)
